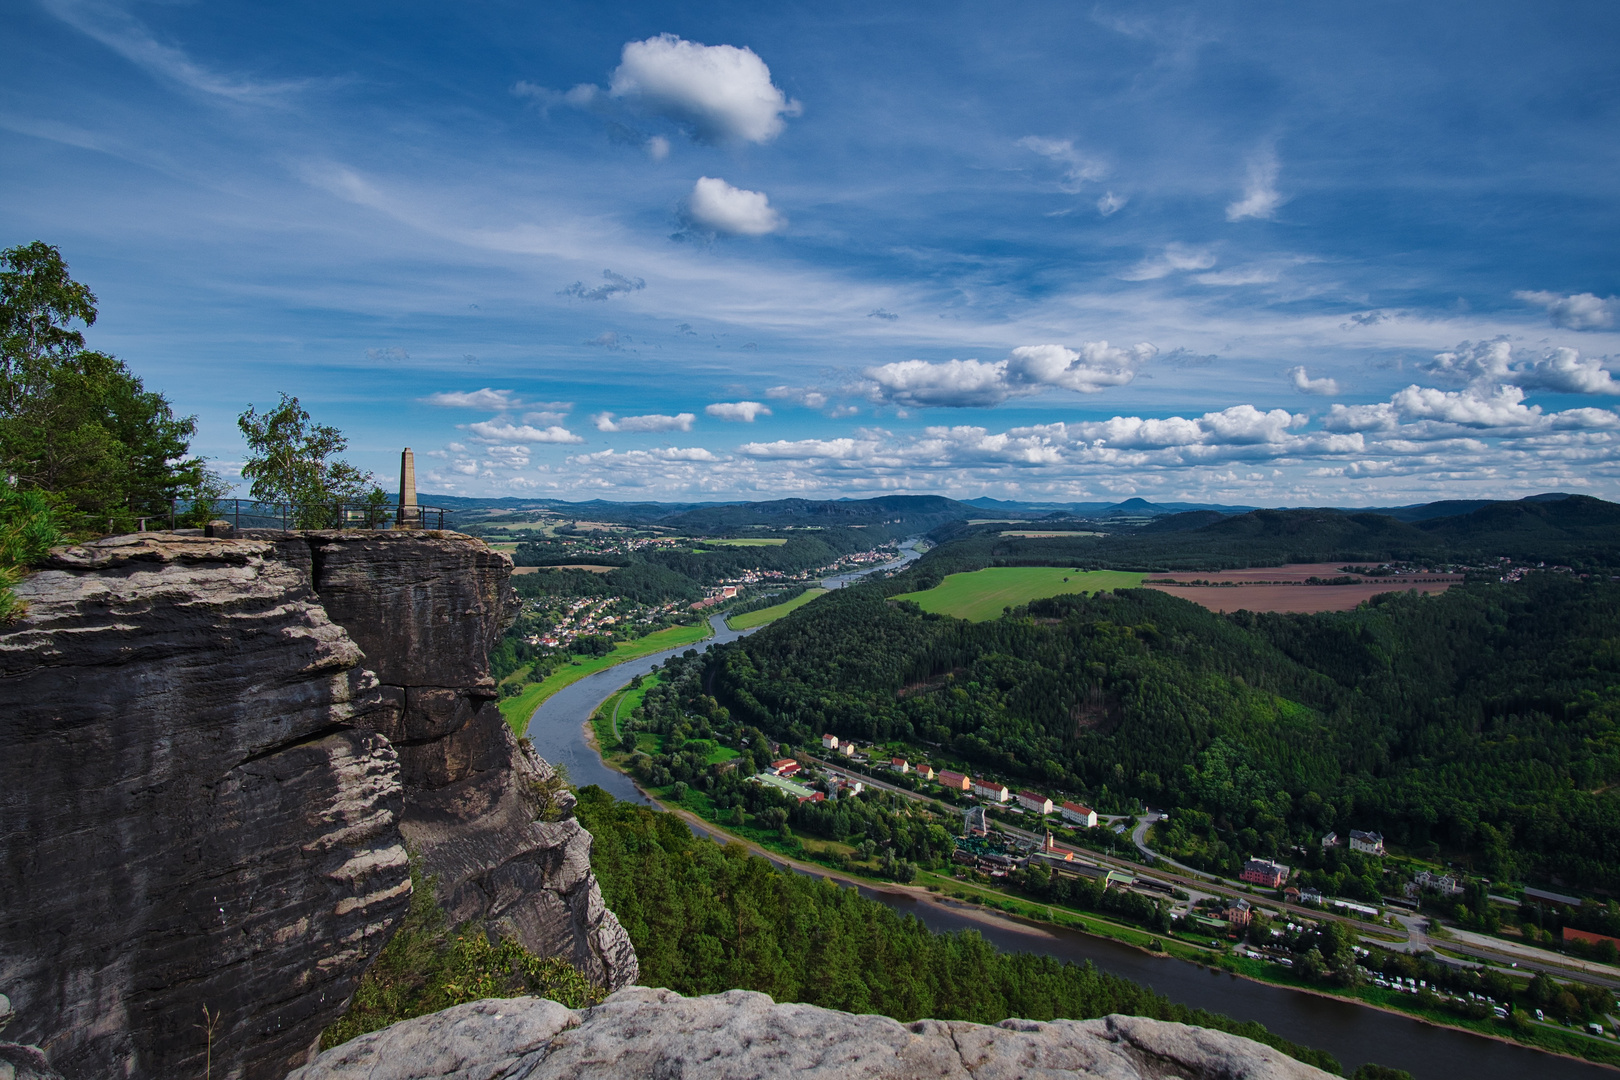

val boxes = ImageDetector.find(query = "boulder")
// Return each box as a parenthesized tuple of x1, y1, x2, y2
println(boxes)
(287, 989, 1334, 1080)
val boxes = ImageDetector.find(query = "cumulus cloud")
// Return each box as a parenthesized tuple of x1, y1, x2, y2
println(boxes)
(1288, 366, 1340, 395)
(424, 388, 523, 410)
(706, 401, 771, 422)
(465, 420, 584, 444)
(1427, 339, 1620, 395)
(1515, 290, 1617, 331)
(868, 309, 899, 321)
(740, 437, 866, 460)
(1226, 150, 1283, 221)
(766, 385, 830, 409)
(1121, 243, 1216, 281)
(559, 269, 646, 301)
(1018, 136, 1107, 192)
(592, 411, 696, 432)
(586, 331, 625, 349)
(863, 342, 1155, 408)
(682, 176, 785, 236)
(606, 34, 800, 145)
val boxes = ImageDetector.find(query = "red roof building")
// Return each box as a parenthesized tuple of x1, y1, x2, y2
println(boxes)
(936, 769, 970, 791)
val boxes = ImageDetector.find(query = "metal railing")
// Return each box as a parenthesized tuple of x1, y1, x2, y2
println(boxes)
(169, 499, 449, 532)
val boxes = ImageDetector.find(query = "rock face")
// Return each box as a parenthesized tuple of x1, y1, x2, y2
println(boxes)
(293, 532, 637, 991)
(0, 536, 410, 1080)
(288, 989, 1334, 1080)
(0, 530, 636, 1080)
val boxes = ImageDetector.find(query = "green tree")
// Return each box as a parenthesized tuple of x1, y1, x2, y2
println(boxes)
(237, 393, 379, 527)
(0, 479, 63, 621)
(1, 242, 209, 533)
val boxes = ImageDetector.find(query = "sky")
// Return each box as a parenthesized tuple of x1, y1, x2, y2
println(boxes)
(4, 1, 1619, 506)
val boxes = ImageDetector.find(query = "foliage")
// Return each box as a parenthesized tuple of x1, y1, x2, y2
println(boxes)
(575, 787, 1339, 1074)
(237, 393, 380, 527)
(0, 479, 63, 621)
(321, 862, 603, 1049)
(713, 574, 1620, 889)
(0, 241, 210, 534)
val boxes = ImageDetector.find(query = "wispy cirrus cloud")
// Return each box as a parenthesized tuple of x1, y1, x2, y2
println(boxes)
(1226, 149, 1283, 221)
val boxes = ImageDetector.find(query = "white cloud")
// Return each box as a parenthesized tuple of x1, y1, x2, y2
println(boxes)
(1515, 290, 1618, 331)
(1121, 243, 1216, 281)
(1096, 192, 1127, 216)
(1288, 366, 1340, 395)
(645, 135, 670, 161)
(766, 385, 830, 409)
(464, 420, 584, 444)
(424, 388, 523, 410)
(863, 341, 1155, 408)
(1018, 136, 1107, 192)
(592, 411, 696, 432)
(683, 177, 784, 236)
(706, 401, 771, 422)
(608, 34, 800, 145)
(1226, 150, 1283, 221)
(1427, 339, 1620, 395)
(740, 437, 867, 460)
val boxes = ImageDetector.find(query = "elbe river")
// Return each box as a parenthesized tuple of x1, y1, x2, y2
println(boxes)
(523, 550, 1609, 1080)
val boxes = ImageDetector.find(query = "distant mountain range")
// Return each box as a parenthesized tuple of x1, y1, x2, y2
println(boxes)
(424, 490, 1588, 528)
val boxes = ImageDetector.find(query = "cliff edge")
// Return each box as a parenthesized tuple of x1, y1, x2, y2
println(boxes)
(0, 530, 633, 1080)
(289, 989, 1334, 1080)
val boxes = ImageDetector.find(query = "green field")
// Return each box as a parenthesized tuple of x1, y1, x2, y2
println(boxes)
(727, 587, 828, 629)
(893, 568, 1144, 621)
(704, 537, 788, 547)
(499, 622, 712, 733)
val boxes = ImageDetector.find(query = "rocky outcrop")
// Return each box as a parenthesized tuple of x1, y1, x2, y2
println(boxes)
(290, 532, 637, 991)
(288, 989, 1333, 1080)
(0, 530, 635, 1080)
(0, 536, 410, 1080)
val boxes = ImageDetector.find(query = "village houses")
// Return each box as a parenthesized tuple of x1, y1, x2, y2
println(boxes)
(1060, 802, 1098, 828)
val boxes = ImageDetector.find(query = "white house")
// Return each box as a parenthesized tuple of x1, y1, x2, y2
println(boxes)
(1017, 791, 1053, 815)
(890, 757, 910, 774)
(972, 779, 1011, 803)
(1349, 830, 1385, 856)
(820, 734, 840, 751)
(1060, 802, 1098, 828)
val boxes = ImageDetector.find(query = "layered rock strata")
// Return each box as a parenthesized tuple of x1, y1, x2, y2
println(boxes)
(289, 532, 637, 989)
(0, 536, 410, 1080)
(288, 989, 1334, 1080)
(0, 530, 635, 1080)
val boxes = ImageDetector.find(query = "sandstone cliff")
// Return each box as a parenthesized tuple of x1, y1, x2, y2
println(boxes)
(288, 989, 1334, 1080)
(0, 530, 634, 1080)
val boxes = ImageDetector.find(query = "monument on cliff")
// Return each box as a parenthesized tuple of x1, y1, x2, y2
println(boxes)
(397, 446, 418, 529)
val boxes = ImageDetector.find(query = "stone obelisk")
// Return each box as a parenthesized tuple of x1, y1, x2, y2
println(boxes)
(398, 447, 418, 528)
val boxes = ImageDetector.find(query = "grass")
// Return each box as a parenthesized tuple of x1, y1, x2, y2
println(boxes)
(704, 537, 788, 547)
(893, 567, 1146, 621)
(727, 587, 829, 629)
(499, 622, 711, 734)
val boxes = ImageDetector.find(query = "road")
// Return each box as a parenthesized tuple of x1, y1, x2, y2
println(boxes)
(809, 753, 1620, 989)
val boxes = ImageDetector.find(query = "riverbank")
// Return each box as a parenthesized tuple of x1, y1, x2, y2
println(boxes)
(499, 621, 712, 734)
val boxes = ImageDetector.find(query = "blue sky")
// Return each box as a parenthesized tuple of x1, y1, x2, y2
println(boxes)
(4, 1, 1619, 505)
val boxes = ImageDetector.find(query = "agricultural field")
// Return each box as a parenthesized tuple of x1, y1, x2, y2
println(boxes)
(893, 567, 1144, 621)
(703, 537, 788, 547)
(727, 588, 828, 629)
(1139, 562, 1460, 613)
(1143, 581, 1454, 614)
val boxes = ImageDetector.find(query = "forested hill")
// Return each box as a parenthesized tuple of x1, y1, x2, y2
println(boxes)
(711, 574, 1620, 890)
(916, 495, 1620, 575)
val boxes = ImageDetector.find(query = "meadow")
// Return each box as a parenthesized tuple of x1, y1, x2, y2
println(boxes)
(727, 587, 828, 629)
(893, 568, 1144, 621)
(704, 537, 788, 547)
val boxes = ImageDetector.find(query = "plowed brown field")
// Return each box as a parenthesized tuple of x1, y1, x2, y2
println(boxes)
(1140, 562, 1462, 613)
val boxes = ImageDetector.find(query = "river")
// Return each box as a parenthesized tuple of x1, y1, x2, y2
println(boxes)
(521, 545, 1610, 1080)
